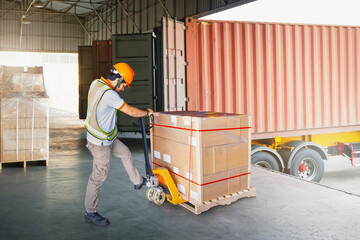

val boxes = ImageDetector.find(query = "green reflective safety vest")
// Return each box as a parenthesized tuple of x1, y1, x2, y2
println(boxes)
(84, 78, 118, 141)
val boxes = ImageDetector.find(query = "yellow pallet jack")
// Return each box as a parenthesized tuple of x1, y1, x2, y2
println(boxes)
(135, 116, 186, 206)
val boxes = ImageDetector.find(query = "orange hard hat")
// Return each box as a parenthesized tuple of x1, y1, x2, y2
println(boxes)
(113, 62, 135, 88)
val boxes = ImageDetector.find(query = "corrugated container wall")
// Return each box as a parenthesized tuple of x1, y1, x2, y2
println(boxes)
(83, 0, 249, 44)
(186, 18, 360, 139)
(0, 0, 83, 53)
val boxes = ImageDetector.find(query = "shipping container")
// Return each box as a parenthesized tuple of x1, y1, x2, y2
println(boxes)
(78, 18, 188, 130)
(93, 40, 112, 82)
(112, 33, 156, 131)
(78, 17, 360, 182)
(185, 17, 360, 182)
(78, 40, 113, 119)
(78, 46, 93, 119)
(109, 19, 187, 131)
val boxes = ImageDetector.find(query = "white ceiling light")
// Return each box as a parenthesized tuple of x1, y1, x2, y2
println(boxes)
(21, 16, 31, 24)
(33, 0, 44, 8)
(21, 19, 31, 24)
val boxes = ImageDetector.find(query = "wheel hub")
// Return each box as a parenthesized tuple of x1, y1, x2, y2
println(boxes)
(255, 161, 272, 170)
(298, 164, 307, 172)
(297, 157, 318, 181)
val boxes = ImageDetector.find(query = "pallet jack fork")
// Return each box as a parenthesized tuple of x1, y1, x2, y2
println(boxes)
(135, 116, 186, 206)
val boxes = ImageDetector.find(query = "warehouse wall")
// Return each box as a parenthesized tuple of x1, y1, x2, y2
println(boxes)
(0, 1, 83, 53)
(0, 0, 252, 52)
(83, 0, 252, 44)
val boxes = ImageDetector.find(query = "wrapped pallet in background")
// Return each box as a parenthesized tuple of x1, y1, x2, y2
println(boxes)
(0, 66, 47, 98)
(151, 111, 251, 205)
(0, 66, 49, 167)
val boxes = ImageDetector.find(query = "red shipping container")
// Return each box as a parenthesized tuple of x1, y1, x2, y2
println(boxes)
(186, 18, 360, 139)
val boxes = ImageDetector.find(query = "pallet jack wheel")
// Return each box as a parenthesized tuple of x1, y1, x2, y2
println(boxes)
(146, 188, 155, 202)
(153, 191, 166, 205)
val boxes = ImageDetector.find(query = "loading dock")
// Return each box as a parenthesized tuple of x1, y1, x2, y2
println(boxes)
(1, 0, 360, 238)
(0, 128, 359, 239)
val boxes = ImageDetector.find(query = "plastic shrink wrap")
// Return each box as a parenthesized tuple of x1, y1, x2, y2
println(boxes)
(0, 66, 49, 164)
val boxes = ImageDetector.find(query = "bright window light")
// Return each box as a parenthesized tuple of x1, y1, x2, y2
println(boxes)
(0, 51, 79, 115)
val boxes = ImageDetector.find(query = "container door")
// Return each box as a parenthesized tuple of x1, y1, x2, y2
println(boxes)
(78, 46, 93, 119)
(162, 17, 187, 111)
(112, 33, 155, 132)
(93, 40, 112, 79)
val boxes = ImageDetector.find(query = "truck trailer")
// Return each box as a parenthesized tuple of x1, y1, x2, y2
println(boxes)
(186, 17, 360, 182)
(79, 17, 360, 182)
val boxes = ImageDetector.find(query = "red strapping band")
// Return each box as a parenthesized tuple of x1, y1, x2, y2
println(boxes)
(151, 121, 155, 169)
(152, 120, 251, 198)
(187, 117, 193, 199)
(154, 124, 251, 132)
(152, 162, 251, 187)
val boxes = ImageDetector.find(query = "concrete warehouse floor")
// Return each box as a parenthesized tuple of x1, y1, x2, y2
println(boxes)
(0, 110, 360, 240)
(321, 156, 360, 196)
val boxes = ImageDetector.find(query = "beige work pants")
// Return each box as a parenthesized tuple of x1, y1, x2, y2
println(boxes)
(85, 138, 142, 213)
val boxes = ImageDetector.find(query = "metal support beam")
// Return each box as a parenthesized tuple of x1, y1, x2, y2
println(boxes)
(75, 14, 93, 41)
(0, 0, 20, 20)
(59, 0, 94, 11)
(158, 0, 172, 19)
(61, 5, 76, 14)
(20, 0, 39, 50)
(53, 0, 108, 4)
(90, 1, 113, 35)
(42, 1, 52, 9)
(20, 0, 37, 21)
(0, 8, 78, 16)
(116, 0, 140, 33)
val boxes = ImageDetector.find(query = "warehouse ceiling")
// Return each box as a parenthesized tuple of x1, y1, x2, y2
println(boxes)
(1, 0, 257, 22)
(38, 0, 110, 16)
(1, 0, 114, 18)
(0, 0, 256, 52)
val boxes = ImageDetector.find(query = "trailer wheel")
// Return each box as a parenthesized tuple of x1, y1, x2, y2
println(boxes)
(252, 152, 280, 171)
(290, 148, 324, 182)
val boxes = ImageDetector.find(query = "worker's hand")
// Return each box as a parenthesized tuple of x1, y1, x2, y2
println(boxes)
(146, 108, 154, 116)
(146, 108, 154, 125)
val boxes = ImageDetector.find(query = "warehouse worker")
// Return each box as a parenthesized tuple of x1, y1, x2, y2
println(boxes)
(84, 62, 153, 226)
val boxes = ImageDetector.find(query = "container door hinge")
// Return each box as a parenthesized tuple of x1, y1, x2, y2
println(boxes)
(183, 26, 188, 30)
(184, 61, 189, 66)
(184, 97, 189, 102)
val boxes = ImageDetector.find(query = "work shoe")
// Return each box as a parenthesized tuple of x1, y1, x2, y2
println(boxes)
(134, 177, 146, 190)
(84, 212, 110, 226)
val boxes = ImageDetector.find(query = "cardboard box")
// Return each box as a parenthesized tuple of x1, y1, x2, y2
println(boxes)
(151, 111, 251, 204)
(2, 151, 17, 162)
(168, 166, 250, 205)
(0, 98, 49, 162)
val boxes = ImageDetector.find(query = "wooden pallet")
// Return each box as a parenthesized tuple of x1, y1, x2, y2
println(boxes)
(180, 188, 256, 215)
(0, 159, 48, 169)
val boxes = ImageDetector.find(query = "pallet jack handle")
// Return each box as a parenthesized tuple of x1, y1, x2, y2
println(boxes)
(131, 115, 154, 177)
(133, 115, 187, 206)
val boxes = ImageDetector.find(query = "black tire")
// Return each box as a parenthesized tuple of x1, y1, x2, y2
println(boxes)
(290, 148, 324, 182)
(251, 152, 280, 171)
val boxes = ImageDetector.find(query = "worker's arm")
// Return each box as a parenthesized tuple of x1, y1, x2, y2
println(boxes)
(119, 103, 153, 117)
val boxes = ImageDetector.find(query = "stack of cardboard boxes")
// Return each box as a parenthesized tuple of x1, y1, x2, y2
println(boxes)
(0, 66, 49, 165)
(151, 111, 251, 205)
